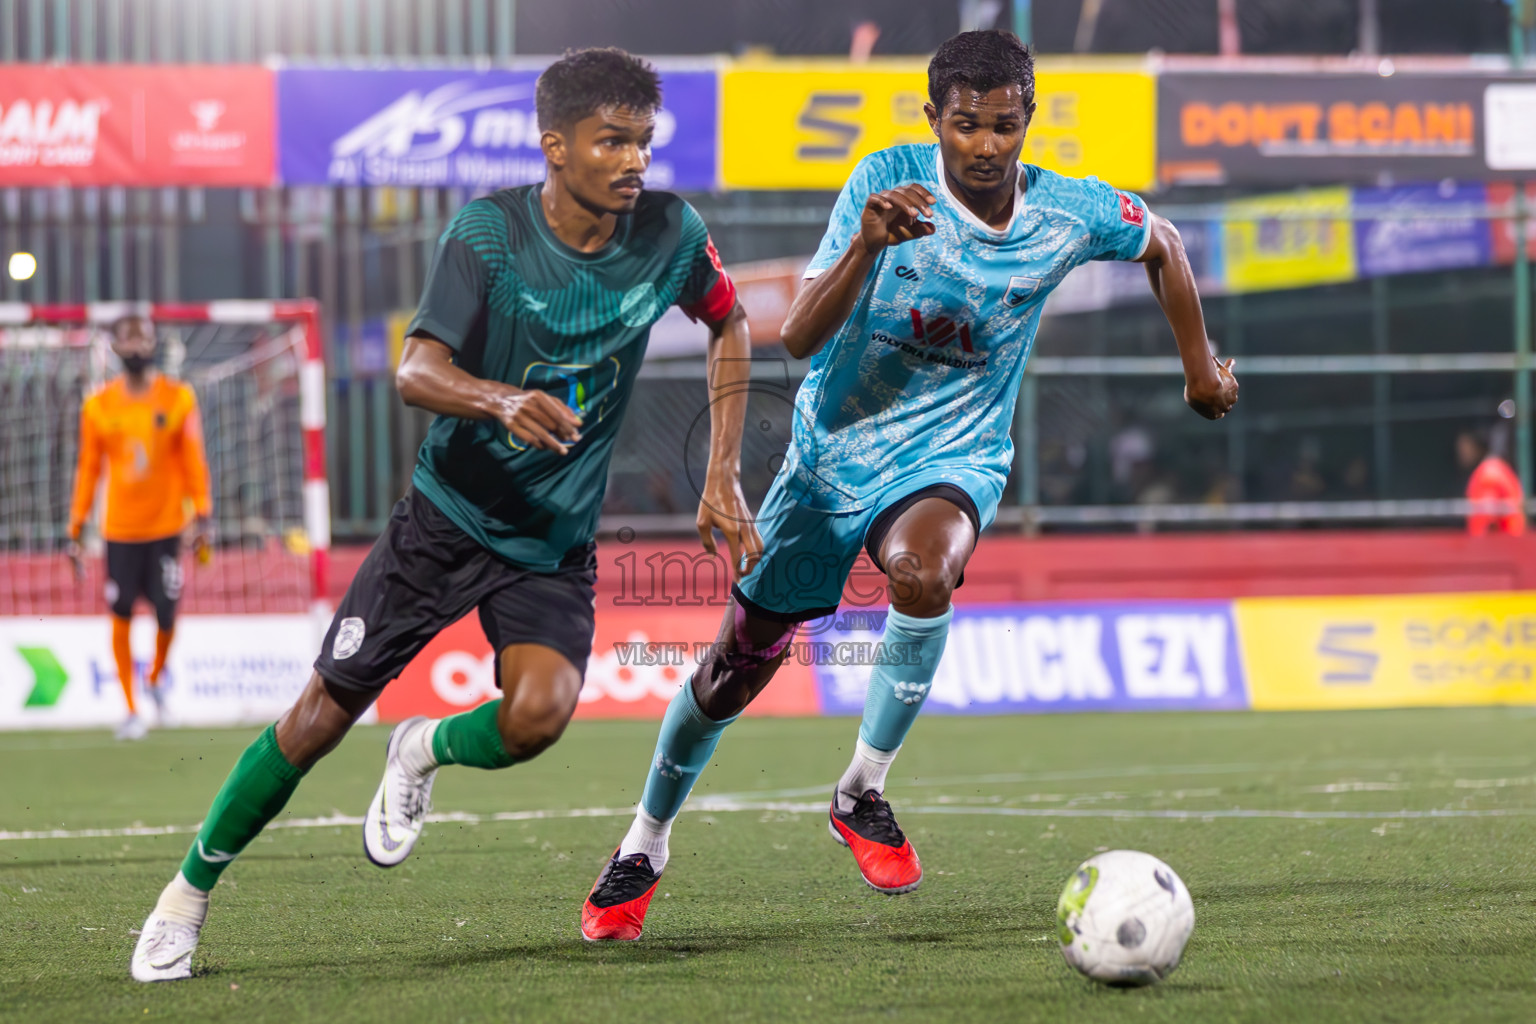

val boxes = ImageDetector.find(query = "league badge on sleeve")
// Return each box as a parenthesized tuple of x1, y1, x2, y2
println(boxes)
(1118, 192, 1145, 228)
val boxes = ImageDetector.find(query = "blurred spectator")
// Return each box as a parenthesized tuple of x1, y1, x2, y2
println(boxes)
(1109, 423, 1154, 495)
(1202, 470, 1243, 506)
(1339, 455, 1372, 500)
(1287, 436, 1327, 501)
(1459, 430, 1525, 536)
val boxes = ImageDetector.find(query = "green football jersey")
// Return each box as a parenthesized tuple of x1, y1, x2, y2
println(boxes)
(406, 185, 735, 570)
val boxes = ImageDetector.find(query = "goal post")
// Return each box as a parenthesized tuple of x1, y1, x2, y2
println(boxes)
(0, 299, 330, 616)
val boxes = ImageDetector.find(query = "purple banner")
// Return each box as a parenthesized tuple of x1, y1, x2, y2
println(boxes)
(812, 602, 1247, 715)
(277, 67, 717, 191)
(1352, 182, 1491, 278)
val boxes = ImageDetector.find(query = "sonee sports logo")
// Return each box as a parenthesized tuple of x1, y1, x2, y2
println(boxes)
(909, 309, 974, 354)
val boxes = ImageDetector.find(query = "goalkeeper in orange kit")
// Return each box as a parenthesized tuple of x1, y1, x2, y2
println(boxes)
(67, 315, 212, 740)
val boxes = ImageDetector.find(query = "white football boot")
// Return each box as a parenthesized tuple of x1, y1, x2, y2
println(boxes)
(115, 713, 148, 741)
(130, 875, 208, 982)
(363, 716, 438, 867)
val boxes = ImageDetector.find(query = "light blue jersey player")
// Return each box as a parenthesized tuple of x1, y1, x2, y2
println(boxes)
(582, 30, 1238, 941)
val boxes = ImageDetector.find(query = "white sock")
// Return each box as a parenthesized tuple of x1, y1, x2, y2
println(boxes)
(398, 719, 441, 777)
(156, 872, 210, 928)
(617, 807, 673, 874)
(835, 738, 900, 815)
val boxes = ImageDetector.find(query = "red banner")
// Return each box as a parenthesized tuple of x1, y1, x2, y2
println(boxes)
(1489, 182, 1536, 264)
(0, 66, 273, 186)
(374, 607, 821, 723)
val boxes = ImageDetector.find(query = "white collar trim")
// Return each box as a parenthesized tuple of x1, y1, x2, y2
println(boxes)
(934, 147, 1025, 238)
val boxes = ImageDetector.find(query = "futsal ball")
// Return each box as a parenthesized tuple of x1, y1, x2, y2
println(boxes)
(1056, 850, 1195, 987)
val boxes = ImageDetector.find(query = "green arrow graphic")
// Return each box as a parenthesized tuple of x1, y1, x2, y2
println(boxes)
(17, 647, 68, 708)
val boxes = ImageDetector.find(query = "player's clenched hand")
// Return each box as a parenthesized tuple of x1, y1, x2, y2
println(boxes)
(1185, 356, 1239, 420)
(697, 474, 764, 582)
(497, 387, 583, 454)
(860, 184, 937, 255)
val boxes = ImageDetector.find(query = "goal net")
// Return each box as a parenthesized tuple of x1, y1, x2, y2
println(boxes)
(0, 301, 329, 617)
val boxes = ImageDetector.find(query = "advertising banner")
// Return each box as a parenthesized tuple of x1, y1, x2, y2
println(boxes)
(1159, 71, 1536, 186)
(813, 602, 1247, 716)
(0, 65, 274, 187)
(0, 615, 320, 730)
(1236, 592, 1536, 711)
(721, 60, 1154, 191)
(1222, 186, 1356, 293)
(277, 68, 718, 191)
(373, 607, 818, 723)
(1352, 181, 1491, 278)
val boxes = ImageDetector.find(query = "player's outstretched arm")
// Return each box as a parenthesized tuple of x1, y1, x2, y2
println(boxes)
(396, 333, 583, 454)
(695, 300, 764, 580)
(781, 184, 937, 360)
(1136, 213, 1238, 420)
(64, 400, 102, 576)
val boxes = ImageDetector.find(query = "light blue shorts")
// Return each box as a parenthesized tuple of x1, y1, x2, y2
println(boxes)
(732, 474, 1000, 621)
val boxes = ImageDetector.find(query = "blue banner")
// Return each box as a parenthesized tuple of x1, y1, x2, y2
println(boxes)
(812, 602, 1248, 715)
(1352, 182, 1491, 278)
(277, 68, 717, 191)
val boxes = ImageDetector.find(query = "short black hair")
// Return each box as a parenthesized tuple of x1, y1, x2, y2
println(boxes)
(927, 30, 1034, 112)
(535, 47, 663, 132)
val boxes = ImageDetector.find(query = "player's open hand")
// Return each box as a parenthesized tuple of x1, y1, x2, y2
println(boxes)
(697, 473, 764, 582)
(1185, 355, 1239, 420)
(860, 184, 937, 255)
(499, 388, 583, 455)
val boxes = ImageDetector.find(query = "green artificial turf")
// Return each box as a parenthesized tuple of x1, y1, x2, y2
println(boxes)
(3, 708, 1535, 1023)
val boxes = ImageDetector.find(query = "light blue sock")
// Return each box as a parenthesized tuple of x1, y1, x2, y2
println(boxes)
(639, 680, 740, 822)
(859, 605, 953, 752)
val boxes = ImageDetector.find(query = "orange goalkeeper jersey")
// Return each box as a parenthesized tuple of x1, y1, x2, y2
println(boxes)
(69, 375, 212, 543)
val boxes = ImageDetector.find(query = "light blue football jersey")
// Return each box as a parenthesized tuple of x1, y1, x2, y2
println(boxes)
(782, 143, 1151, 514)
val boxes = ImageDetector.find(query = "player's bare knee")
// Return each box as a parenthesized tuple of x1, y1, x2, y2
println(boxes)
(695, 616, 798, 717)
(886, 552, 960, 618)
(276, 673, 365, 769)
(496, 665, 582, 759)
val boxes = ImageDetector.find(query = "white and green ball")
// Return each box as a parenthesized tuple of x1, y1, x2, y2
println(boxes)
(1056, 850, 1195, 987)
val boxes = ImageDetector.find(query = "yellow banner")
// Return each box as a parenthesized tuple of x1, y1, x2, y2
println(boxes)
(721, 60, 1155, 191)
(1221, 186, 1357, 293)
(1236, 592, 1536, 711)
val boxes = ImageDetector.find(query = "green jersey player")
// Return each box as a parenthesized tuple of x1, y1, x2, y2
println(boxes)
(130, 48, 760, 982)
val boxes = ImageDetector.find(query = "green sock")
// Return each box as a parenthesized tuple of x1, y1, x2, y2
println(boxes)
(179, 725, 306, 892)
(431, 700, 517, 770)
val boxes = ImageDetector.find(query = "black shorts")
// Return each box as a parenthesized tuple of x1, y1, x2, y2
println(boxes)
(105, 536, 183, 630)
(314, 487, 598, 694)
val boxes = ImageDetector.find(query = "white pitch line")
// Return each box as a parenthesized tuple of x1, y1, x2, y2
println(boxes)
(3, 800, 1534, 843)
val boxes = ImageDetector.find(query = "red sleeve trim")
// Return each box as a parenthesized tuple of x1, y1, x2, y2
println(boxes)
(682, 271, 737, 325)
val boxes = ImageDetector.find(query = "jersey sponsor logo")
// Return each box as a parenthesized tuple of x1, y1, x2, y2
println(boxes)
(909, 309, 974, 354)
(1118, 191, 1145, 227)
(894, 265, 918, 281)
(333, 616, 366, 660)
(1003, 275, 1043, 309)
(509, 358, 622, 451)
